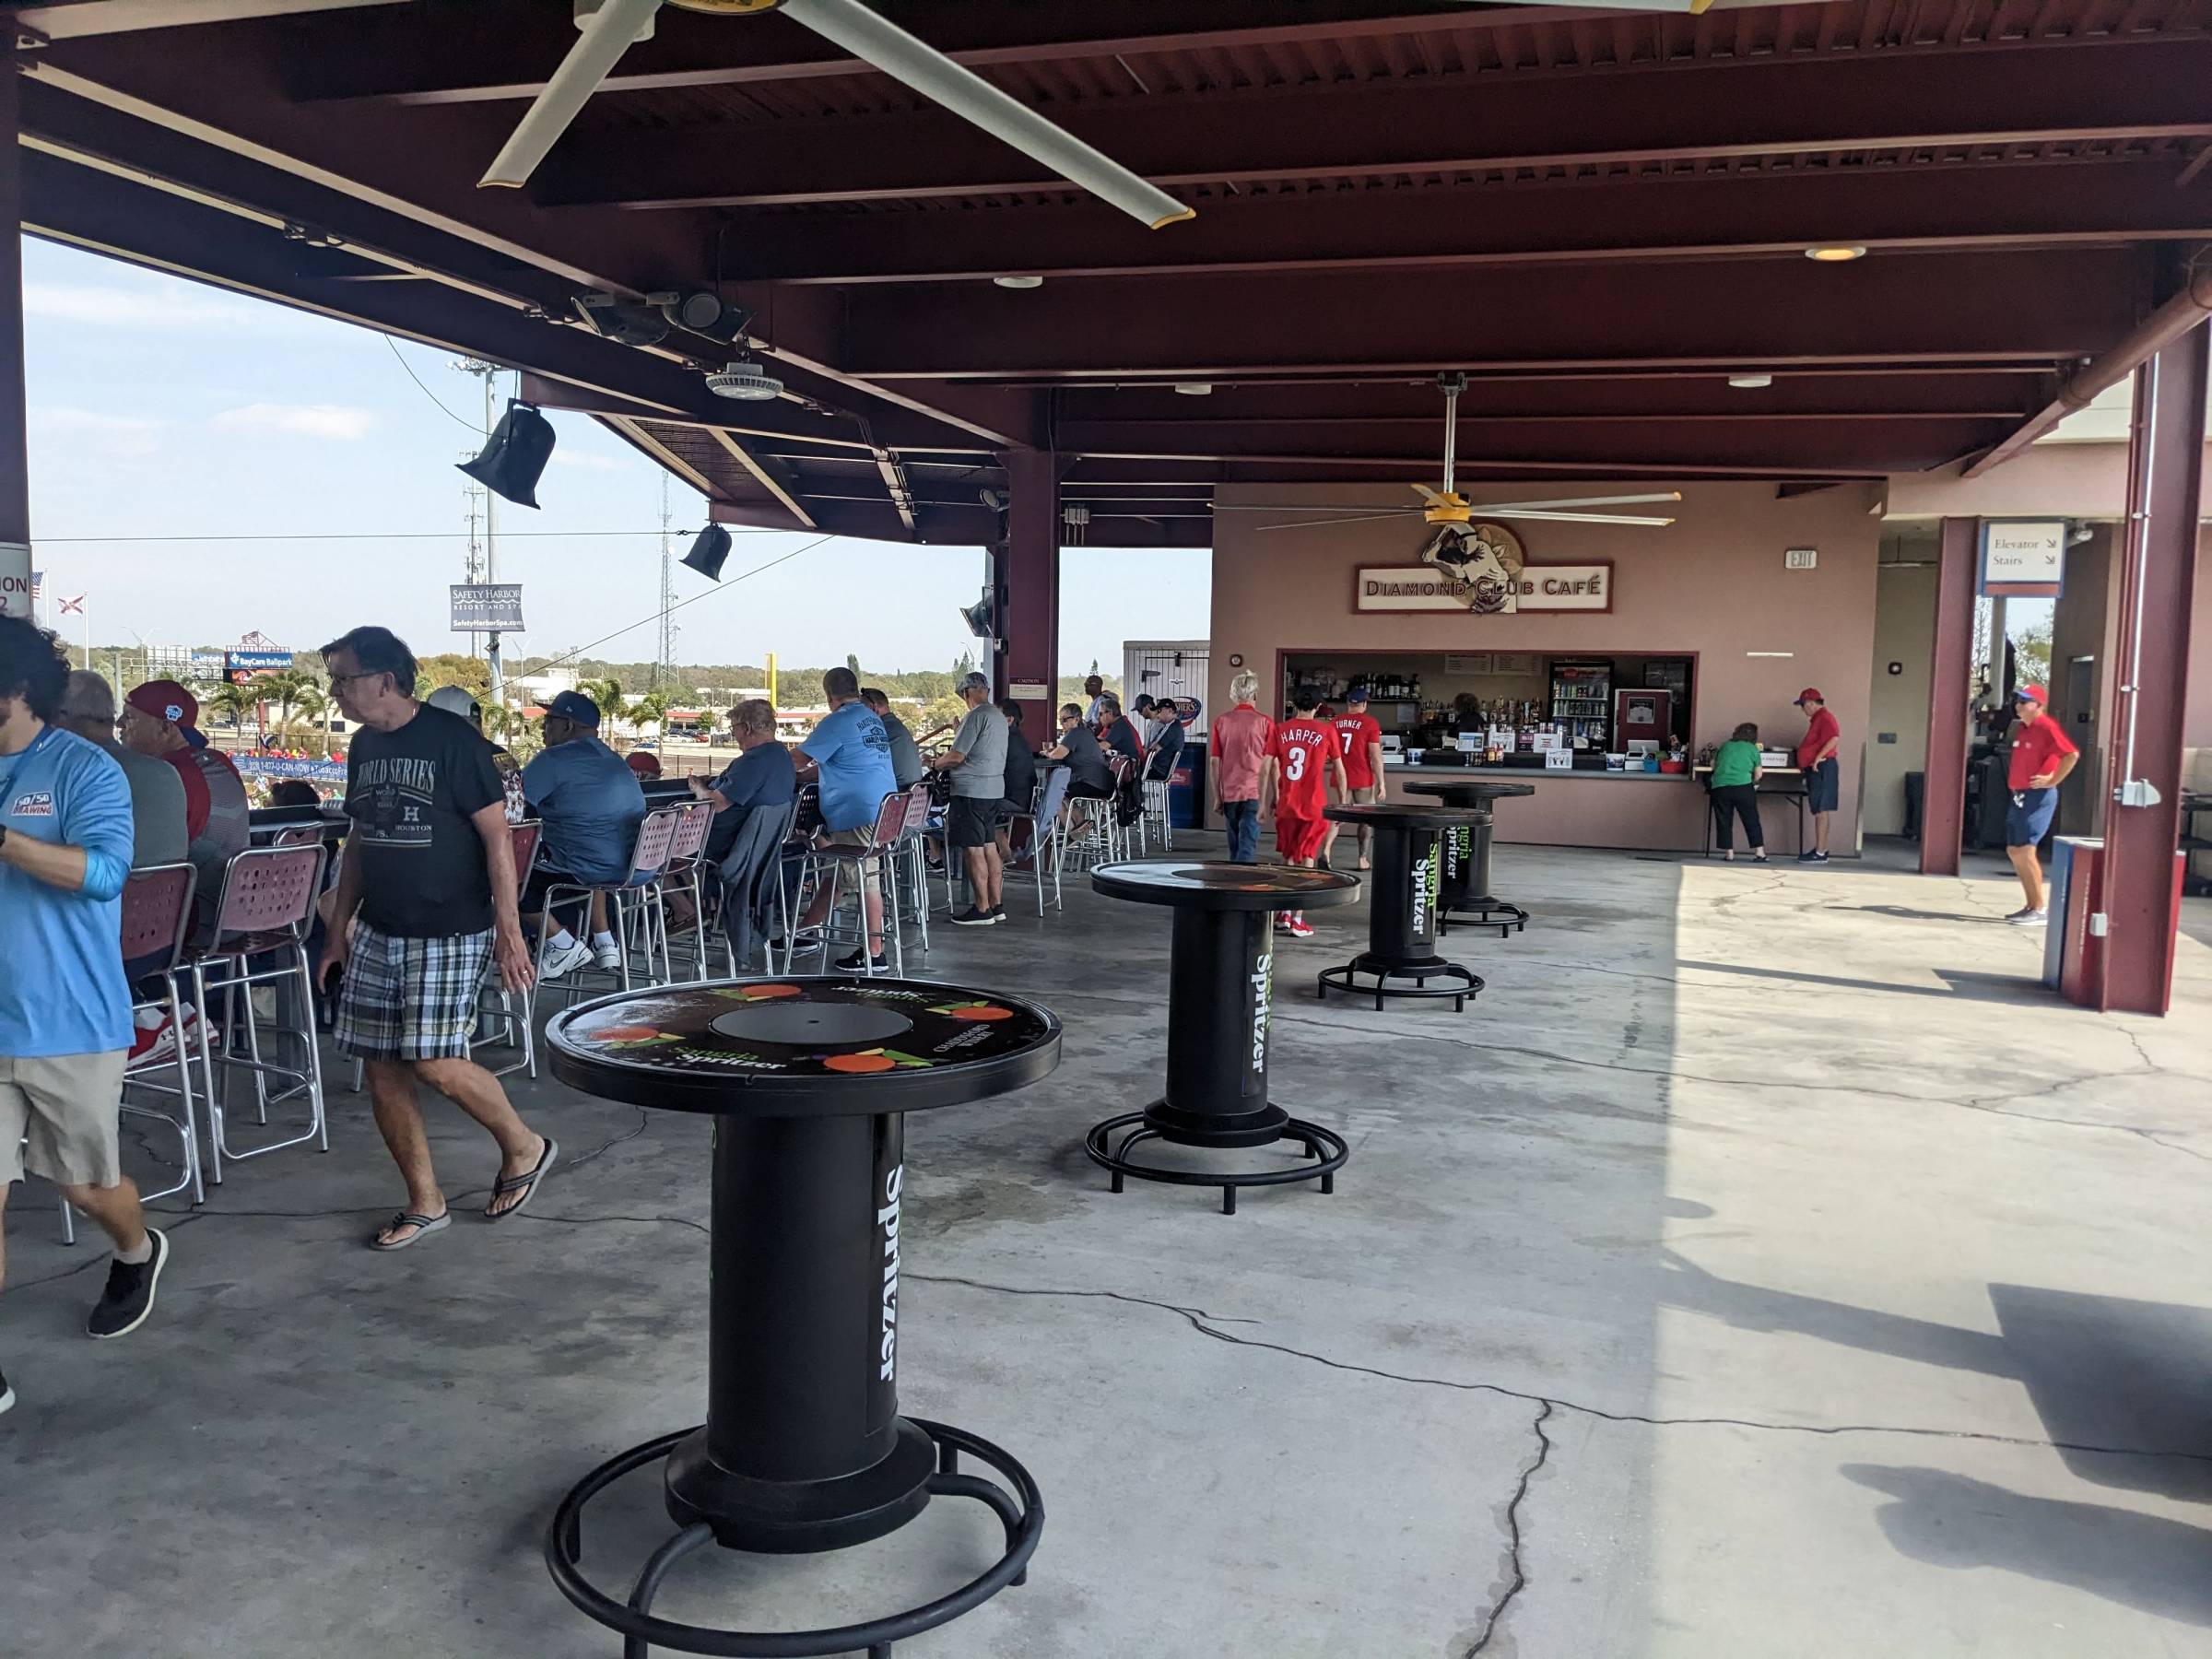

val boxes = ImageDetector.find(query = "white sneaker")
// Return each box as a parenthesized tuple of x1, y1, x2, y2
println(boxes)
(2006, 909, 2049, 927)
(592, 942, 623, 971)
(540, 938, 594, 980)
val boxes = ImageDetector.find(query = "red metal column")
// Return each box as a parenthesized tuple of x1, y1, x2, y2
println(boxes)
(1918, 516, 1978, 876)
(2099, 326, 2206, 1016)
(0, 61, 29, 551)
(994, 450, 1060, 733)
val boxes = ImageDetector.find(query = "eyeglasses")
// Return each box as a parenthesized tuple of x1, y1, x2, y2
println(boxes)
(328, 670, 386, 690)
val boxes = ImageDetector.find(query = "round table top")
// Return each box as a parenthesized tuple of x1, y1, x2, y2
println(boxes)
(1323, 802, 1486, 829)
(546, 977, 1062, 1116)
(1400, 779, 1538, 805)
(1091, 860, 1361, 912)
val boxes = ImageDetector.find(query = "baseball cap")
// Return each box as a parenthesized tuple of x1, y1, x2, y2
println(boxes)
(425, 685, 479, 720)
(2014, 684, 2049, 705)
(1347, 684, 1370, 703)
(547, 689, 601, 727)
(625, 750, 663, 778)
(956, 670, 990, 694)
(126, 679, 198, 730)
(1794, 688, 1824, 706)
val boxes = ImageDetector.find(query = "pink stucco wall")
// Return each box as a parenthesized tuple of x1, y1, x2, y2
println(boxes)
(1207, 480, 1886, 852)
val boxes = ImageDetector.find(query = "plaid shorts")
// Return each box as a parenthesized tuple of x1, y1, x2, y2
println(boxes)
(335, 920, 493, 1063)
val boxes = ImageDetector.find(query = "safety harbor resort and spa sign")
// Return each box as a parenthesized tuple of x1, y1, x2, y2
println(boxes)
(1355, 563, 1613, 614)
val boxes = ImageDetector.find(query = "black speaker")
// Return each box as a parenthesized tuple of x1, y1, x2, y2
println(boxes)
(681, 524, 732, 581)
(456, 402, 556, 509)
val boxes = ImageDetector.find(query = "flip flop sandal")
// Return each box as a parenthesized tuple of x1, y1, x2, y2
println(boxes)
(369, 1211, 450, 1252)
(487, 1136, 559, 1222)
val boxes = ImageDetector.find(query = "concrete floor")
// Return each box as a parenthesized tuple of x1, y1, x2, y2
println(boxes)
(5, 838, 2211, 1658)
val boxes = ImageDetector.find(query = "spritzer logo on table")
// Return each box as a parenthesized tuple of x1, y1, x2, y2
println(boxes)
(1411, 843, 1439, 935)
(1249, 952, 1273, 1074)
(877, 1164, 903, 1382)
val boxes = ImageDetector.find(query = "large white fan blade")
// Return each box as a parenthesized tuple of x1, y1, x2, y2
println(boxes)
(1211, 503, 1425, 514)
(1254, 512, 1425, 532)
(1410, 482, 1444, 504)
(783, 0, 1193, 229)
(481, 0, 664, 188)
(1477, 491, 1684, 512)
(1486, 509, 1677, 526)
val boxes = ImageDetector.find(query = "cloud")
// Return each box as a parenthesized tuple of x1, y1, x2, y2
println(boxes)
(550, 450, 633, 473)
(24, 281, 271, 332)
(30, 406, 169, 459)
(212, 402, 377, 441)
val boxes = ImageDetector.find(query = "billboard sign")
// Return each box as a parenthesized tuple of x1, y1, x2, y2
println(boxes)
(0, 543, 30, 620)
(226, 650, 295, 683)
(452, 583, 525, 632)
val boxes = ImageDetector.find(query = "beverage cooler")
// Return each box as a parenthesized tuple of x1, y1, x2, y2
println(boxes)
(1613, 688, 1674, 749)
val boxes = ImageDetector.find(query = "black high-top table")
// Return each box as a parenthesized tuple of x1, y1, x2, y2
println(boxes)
(1400, 778, 1536, 936)
(545, 977, 1060, 1659)
(1316, 804, 1486, 1012)
(1086, 862, 1359, 1214)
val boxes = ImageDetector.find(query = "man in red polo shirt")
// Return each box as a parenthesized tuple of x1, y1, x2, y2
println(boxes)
(1208, 671, 1273, 865)
(1324, 685, 1387, 871)
(1792, 688, 1841, 864)
(2000, 684, 2079, 926)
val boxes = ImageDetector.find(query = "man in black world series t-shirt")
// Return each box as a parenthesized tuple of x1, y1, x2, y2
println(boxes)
(320, 626, 558, 1253)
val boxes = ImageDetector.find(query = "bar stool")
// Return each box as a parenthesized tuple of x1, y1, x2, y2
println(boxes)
(657, 800, 718, 982)
(1003, 767, 1070, 916)
(527, 805, 683, 1038)
(893, 781, 935, 953)
(476, 819, 542, 1077)
(1140, 773, 1175, 853)
(184, 843, 330, 1183)
(798, 791, 910, 975)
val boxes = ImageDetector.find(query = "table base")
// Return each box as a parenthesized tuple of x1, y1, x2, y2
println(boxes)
(1084, 1106, 1347, 1216)
(1317, 955, 1484, 1012)
(547, 1418, 1041, 1659)
(1440, 898, 1529, 938)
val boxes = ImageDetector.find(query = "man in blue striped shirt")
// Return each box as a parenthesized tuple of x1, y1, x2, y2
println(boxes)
(0, 618, 171, 1418)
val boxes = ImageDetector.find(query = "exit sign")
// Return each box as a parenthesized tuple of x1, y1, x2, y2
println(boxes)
(1784, 547, 1818, 570)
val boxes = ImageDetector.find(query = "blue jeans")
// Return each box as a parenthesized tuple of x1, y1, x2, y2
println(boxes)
(1222, 799, 1261, 863)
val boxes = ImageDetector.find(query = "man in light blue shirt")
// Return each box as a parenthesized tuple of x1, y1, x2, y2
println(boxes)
(794, 665, 899, 970)
(0, 618, 172, 1407)
(520, 689, 647, 976)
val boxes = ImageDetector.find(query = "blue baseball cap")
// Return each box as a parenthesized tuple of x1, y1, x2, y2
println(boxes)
(546, 689, 601, 727)
(1347, 685, 1371, 704)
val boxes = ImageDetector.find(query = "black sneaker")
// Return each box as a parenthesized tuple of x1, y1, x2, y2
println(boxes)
(835, 948, 889, 972)
(87, 1226, 170, 1341)
(987, 906, 1007, 924)
(951, 908, 995, 926)
(0, 1363, 14, 1417)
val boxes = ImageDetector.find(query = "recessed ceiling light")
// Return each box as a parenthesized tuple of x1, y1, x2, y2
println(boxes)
(1805, 243, 1867, 263)
(993, 275, 1044, 289)
(1173, 382, 1213, 396)
(1728, 372, 1773, 390)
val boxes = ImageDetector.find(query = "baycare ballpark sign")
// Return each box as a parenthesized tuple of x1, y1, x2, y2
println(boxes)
(1355, 564, 1613, 614)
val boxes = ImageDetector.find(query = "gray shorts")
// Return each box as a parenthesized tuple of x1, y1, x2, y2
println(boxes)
(0, 1051, 128, 1188)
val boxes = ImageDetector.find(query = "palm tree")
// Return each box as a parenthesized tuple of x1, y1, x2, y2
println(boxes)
(263, 669, 316, 737)
(288, 682, 332, 755)
(205, 681, 254, 732)
(630, 688, 671, 741)
(580, 676, 628, 733)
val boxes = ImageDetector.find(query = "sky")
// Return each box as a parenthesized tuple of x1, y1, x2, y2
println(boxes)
(22, 237, 1211, 677)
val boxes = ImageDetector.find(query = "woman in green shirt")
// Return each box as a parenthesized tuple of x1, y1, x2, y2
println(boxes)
(1710, 723, 1768, 862)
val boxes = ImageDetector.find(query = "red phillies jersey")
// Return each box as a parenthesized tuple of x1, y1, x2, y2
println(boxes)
(1332, 712, 1382, 788)
(1270, 718, 1337, 817)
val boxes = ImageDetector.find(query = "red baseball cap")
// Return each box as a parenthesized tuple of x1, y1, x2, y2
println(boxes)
(625, 751, 663, 778)
(126, 679, 199, 730)
(1794, 688, 1824, 706)
(2013, 684, 2049, 705)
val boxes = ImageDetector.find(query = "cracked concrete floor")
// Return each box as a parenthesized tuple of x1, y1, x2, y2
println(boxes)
(5, 840, 2210, 1657)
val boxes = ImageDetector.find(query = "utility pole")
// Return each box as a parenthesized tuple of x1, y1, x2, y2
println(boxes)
(452, 357, 504, 708)
(656, 470, 677, 688)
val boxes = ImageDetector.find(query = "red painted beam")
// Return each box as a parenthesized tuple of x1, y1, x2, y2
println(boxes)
(1919, 516, 1978, 877)
(830, 249, 2148, 380)
(535, 41, 2212, 207)
(0, 66, 27, 552)
(2099, 324, 2206, 1016)
(995, 451, 1062, 721)
(735, 159, 2212, 286)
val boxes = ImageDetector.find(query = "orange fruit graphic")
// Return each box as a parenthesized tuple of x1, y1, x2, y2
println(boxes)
(823, 1052, 895, 1074)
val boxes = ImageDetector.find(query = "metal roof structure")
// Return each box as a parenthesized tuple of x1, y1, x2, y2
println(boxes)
(13, 0, 2210, 544)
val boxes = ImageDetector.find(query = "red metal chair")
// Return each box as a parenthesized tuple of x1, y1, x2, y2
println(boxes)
(183, 842, 329, 1183)
(658, 800, 717, 982)
(527, 805, 684, 1031)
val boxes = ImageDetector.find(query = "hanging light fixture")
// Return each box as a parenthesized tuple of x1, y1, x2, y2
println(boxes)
(456, 401, 557, 509)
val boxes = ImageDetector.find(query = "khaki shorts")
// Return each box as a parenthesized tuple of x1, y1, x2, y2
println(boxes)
(1, 1051, 128, 1188)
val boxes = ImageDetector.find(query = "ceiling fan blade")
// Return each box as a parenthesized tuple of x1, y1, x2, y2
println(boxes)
(1211, 503, 1423, 513)
(1444, 0, 1713, 10)
(479, 0, 664, 189)
(1410, 482, 1444, 503)
(1485, 509, 1678, 526)
(1254, 512, 1422, 532)
(782, 0, 1193, 229)
(1475, 491, 1686, 512)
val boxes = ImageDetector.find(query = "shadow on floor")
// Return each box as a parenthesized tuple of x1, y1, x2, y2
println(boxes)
(1676, 959, 2047, 1005)
(1660, 1251, 2212, 1499)
(1825, 902, 2012, 924)
(1842, 1465, 2212, 1628)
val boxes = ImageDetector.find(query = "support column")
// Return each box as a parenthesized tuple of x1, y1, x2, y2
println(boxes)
(1919, 517, 1978, 876)
(2100, 326, 2206, 1016)
(0, 61, 30, 559)
(994, 449, 1059, 735)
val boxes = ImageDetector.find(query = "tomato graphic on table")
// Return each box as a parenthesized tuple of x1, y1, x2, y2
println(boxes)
(714, 983, 803, 1003)
(929, 1000, 1013, 1022)
(592, 1025, 681, 1049)
(820, 1048, 935, 1073)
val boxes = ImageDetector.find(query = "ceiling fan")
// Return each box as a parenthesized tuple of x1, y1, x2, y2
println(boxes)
(483, 0, 1194, 231)
(1212, 374, 1681, 538)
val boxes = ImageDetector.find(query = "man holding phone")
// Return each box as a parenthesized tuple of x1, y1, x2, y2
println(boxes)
(318, 626, 555, 1252)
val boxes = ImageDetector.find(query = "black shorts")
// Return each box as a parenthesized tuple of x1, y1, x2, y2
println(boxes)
(947, 796, 1001, 849)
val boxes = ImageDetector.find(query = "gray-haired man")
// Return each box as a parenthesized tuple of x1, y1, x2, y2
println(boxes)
(929, 671, 1008, 924)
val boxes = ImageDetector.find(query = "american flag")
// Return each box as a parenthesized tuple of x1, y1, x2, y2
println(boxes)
(29, 570, 41, 600)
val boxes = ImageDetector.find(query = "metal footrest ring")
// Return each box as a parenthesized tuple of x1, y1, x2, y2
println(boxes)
(1441, 900, 1527, 938)
(1316, 959, 1483, 1012)
(1083, 1109, 1348, 1216)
